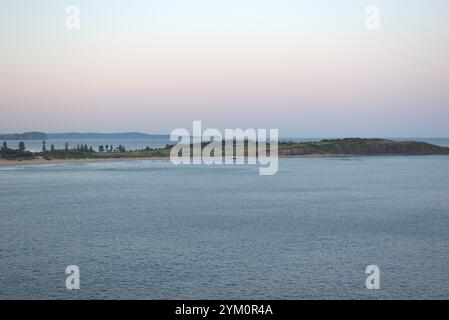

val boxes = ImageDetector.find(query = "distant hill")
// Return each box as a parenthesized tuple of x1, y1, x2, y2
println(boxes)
(47, 132, 169, 139)
(1, 132, 169, 141)
(278, 138, 449, 156)
(0, 132, 47, 140)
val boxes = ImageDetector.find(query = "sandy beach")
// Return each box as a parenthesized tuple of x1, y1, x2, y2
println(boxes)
(0, 157, 169, 168)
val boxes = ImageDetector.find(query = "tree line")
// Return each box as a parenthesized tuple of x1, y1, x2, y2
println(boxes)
(1, 140, 137, 155)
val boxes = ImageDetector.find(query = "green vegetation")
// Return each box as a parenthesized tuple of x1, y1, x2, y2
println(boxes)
(34, 143, 173, 160)
(1, 138, 449, 162)
(18, 141, 26, 152)
(0, 141, 33, 160)
(278, 138, 449, 156)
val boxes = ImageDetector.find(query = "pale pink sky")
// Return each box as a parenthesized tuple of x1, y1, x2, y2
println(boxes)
(1, 0, 449, 137)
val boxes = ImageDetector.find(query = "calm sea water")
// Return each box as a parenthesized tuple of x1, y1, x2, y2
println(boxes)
(1, 156, 449, 299)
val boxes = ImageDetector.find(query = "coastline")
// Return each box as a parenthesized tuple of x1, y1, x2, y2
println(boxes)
(0, 157, 169, 168)
(0, 155, 357, 168)
(2, 138, 448, 168)
(2, 153, 447, 168)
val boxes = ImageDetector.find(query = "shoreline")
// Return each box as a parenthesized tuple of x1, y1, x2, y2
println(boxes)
(1, 153, 447, 168)
(0, 157, 169, 168)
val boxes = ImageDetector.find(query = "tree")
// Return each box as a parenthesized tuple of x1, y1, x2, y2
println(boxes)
(105, 145, 109, 152)
(1, 141, 7, 158)
(99, 145, 104, 152)
(42, 140, 47, 152)
(50, 144, 55, 152)
(18, 141, 26, 152)
(65, 142, 69, 152)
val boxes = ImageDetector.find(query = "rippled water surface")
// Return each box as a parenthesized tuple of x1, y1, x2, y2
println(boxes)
(1, 157, 449, 299)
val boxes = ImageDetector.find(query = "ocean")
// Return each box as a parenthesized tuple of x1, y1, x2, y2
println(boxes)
(1, 156, 449, 299)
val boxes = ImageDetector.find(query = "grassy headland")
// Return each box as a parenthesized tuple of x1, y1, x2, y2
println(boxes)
(277, 138, 449, 156)
(1, 138, 449, 165)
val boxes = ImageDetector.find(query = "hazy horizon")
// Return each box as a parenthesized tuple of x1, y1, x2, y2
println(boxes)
(1, 0, 449, 137)
(2, 130, 449, 140)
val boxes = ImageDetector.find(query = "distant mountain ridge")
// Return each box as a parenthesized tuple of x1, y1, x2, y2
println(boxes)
(0, 132, 47, 140)
(47, 132, 169, 139)
(1, 132, 169, 140)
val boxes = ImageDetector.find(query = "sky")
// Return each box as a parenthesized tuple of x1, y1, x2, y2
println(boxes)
(1, 0, 449, 137)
